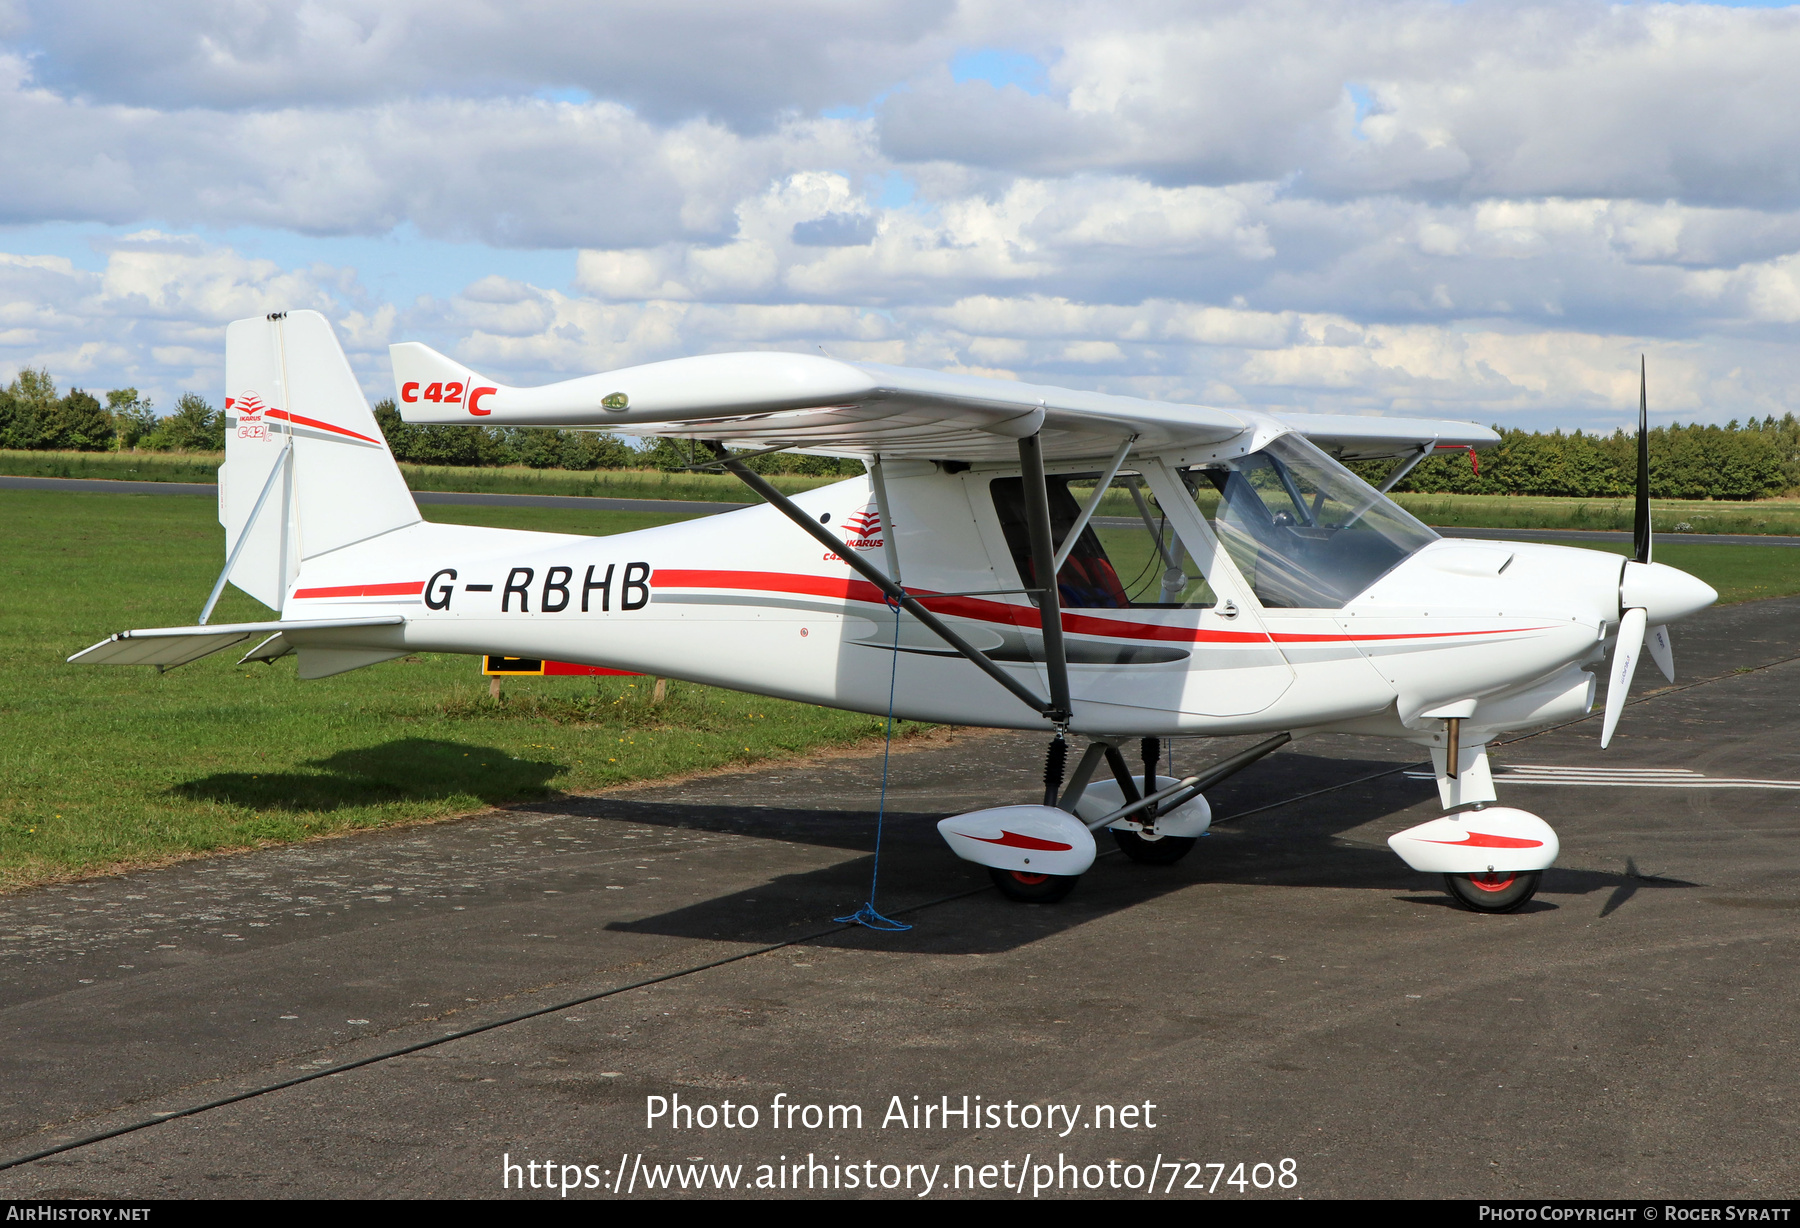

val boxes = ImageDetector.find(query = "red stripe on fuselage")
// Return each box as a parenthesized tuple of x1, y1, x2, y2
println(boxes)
(649, 568, 1555, 646)
(293, 581, 425, 599)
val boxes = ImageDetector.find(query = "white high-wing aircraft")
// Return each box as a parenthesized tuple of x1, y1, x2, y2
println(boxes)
(72, 311, 1716, 914)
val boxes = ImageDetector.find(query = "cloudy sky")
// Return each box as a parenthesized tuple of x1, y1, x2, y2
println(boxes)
(4, 0, 1799, 431)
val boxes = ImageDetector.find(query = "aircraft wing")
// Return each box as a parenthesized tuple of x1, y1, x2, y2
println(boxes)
(1273, 412, 1499, 461)
(391, 344, 1496, 464)
(68, 616, 405, 669)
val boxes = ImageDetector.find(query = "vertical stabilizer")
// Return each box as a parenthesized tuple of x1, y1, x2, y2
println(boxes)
(220, 311, 419, 611)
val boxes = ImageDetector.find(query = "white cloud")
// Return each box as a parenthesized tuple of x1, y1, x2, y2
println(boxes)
(4, 1, 1800, 432)
(15, 0, 958, 125)
(0, 55, 875, 247)
(880, 2, 1800, 209)
(0, 232, 364, 403)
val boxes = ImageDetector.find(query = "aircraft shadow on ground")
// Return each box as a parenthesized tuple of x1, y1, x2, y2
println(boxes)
(589, 750, 1700, 953)
(171, 737, 566, 812)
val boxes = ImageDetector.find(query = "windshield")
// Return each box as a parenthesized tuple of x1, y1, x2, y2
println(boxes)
(1180, 432, 1438, 609)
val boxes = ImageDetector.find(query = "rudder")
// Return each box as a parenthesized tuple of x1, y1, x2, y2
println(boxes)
(220, 311, 419, 612)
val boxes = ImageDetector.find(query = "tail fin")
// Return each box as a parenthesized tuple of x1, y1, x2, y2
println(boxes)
(221, 311, 420, 612)
(388, 341, 505, 423)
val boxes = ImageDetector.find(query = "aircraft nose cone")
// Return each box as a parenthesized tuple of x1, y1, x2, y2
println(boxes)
(1621, 560, 1718, 624)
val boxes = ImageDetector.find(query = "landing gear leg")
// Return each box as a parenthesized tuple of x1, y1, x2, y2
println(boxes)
(1108, 736, 1199, 865)
(1042, 733, 1068, 807)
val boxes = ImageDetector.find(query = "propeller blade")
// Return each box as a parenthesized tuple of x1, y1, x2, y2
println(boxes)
(1634, 356, 1651, 565)
(1602, 606, 1648, 749)
(1646, 623, 1674, 683)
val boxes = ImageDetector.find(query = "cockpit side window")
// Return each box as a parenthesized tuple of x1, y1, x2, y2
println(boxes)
(1181, 432, 1438, 609)
(990, 473, 1217, 610)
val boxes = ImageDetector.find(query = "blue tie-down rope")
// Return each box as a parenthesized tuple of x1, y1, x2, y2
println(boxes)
(836, 594, 912, 932)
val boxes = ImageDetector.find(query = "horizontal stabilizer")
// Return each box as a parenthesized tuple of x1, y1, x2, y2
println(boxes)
(234, 630, 409, 678)
(68, 616, 405, 669)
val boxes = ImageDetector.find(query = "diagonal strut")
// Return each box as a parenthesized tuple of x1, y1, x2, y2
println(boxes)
(707, 442, 1055, 720)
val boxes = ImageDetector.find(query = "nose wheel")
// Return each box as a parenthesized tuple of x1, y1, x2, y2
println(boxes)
(1444, 870, 1541, 914)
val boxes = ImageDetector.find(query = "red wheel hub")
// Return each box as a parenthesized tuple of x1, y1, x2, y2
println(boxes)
(1468, 872, 1518, 893)
(1009, 871, 1049, 886)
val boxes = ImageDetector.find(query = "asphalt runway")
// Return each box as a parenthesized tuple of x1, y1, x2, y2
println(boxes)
(5, 475, 1799, 547)
(2, 601, 1799, 1198)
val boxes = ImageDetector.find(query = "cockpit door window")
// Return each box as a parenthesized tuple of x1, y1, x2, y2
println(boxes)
(989, 473, 1218, 610)
(1179, 433, 1439, 609)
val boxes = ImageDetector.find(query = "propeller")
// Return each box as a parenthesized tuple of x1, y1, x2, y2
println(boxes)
(1601, 606, 1646, 748)
(1633, 355, 1650, 568)
(1602, 356, 1673, 746)
(1645, 622, 1674, 683)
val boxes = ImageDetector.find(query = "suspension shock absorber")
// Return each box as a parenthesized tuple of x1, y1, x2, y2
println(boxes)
(1141, 736, 1160, 822)
(1043, 732, 1069, 807)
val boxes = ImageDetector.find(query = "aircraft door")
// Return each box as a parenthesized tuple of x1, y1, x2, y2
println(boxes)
(1158, 435, 1443, 722)
(982, 462, 1294, 722)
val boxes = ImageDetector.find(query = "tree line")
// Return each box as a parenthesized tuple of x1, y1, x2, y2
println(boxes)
(9, 362, 1800, 495)
(1355, 419, 1800, 500)
(368, 402, 862, 475)
(0, 369, 224, 452)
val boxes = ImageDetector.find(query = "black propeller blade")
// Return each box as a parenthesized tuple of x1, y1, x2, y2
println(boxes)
(1634, 355, 1651, 565)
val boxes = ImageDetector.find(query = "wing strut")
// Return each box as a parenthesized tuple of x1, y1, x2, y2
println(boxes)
(867, 453, 903, 583)
(1052, 435, 1134, 572)
(1016, 433, 1072, 725)
(706, 442, 1057, 721)
(1376, 442, 1433, 494)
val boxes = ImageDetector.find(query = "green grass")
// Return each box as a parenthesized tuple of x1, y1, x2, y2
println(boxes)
(1391, 491, 1800, 536)
(4, 488, 1797, 892)
(16, 449, 1800, 532)
(1557, 541, 1800, 606)
(0, 449, 844, 502)
(0, 491, 913, 891)
(0, 449, 225, 484)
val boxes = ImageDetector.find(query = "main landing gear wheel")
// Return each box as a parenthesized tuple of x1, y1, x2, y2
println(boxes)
(1444, 870, 1541, 914)
(1111, 829, 1198, 865)
(989, 867, 1079, 903)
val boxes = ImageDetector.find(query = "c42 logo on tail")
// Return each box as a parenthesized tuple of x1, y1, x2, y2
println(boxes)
(400, 380, 499, 417)
(232, 391, 268, 441)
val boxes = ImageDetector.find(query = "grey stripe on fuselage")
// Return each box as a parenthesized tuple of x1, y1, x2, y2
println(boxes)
(653, 591, 1195, 664)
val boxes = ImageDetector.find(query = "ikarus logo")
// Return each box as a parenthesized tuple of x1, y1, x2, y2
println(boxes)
(233, 390, 269, 441)
(840, 506, 884, 550)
